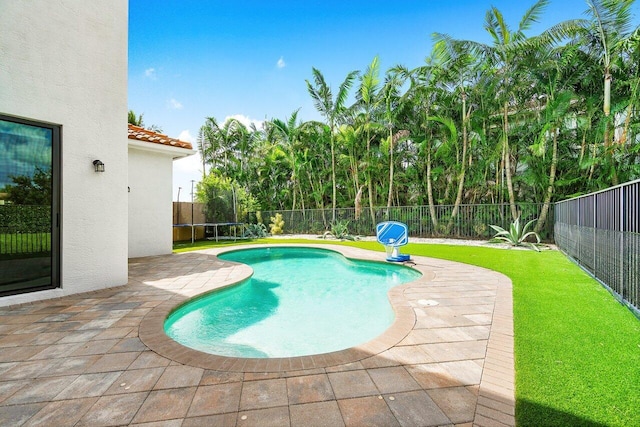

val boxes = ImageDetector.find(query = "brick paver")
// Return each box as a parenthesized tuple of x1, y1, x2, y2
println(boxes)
(0, 244, 514, 426)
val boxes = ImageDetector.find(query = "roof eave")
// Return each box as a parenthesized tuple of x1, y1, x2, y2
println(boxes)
(128, 139, 196, 159)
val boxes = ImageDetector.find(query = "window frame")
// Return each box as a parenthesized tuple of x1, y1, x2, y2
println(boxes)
(0, 113, 61, 296)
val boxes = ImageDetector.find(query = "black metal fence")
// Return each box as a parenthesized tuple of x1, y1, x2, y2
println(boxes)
(0, 205, 51, 257)
(554, 179, 640, 315)
(249, 203, 553, 241)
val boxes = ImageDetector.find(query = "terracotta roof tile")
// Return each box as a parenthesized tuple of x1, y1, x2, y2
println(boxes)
(127, 124, 193, 150)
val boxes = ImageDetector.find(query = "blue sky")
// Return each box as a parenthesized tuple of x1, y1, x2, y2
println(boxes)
(127, 0, 640, 200)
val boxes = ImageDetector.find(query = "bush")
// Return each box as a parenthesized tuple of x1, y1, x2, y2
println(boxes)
(0, 205, 50, 232)
(196, 172, 258, 223)
(269, 213, 284, 235)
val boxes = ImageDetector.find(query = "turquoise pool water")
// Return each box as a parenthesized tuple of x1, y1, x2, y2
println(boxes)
(164, 247, 421, 358)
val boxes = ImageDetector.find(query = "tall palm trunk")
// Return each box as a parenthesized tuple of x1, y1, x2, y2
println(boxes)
(350, 150, 359, 195)
(367, 132, 376, 225)
(330, 134, 337, 222)
(450, 93, 469, 224)
(604, 69, 612, 117)
(355, 186, 363, 220)
(386, 127, 394, 210)
(367, 170, 375, 224)
(619, 72, 639, 146)
(299, 184, 306, 217)
(425, 136, 438, 229)
(503, 102, 518, 220)
(579, 130, 587, 164)
(535, 128, 558, 234)
(290, 175, 297, 224)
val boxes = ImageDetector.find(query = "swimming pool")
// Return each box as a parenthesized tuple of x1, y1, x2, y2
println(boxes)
(164, 247, 421, 358)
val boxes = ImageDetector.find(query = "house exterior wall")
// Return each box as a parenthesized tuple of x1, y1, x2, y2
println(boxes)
(128, 148, 174, 258)
(0, 0, 129, 305)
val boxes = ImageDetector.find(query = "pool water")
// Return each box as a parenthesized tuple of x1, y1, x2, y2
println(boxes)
(164, 247, 421, 358)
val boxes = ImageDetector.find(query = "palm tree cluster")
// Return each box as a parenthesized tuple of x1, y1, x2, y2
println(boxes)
(197, 0, 640, 231)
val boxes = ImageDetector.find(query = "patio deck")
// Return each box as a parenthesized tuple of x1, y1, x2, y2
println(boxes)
(0, 244, 514, 426)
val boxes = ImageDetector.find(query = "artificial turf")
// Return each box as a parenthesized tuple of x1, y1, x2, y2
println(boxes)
(173, 237, 640, 426)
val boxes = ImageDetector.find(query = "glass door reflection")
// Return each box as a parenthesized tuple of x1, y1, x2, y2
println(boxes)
(0, 115, 59, 296)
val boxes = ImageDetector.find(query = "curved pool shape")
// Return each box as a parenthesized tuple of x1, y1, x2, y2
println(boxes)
(164, 247, 421, 358)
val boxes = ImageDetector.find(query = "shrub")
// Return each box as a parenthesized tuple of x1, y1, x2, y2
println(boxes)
(196, 172, 258, 223)
(269, 213, 284, 235)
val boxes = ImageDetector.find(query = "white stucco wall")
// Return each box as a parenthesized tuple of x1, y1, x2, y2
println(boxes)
(128, 147, 174, 258)
(0, 0, 129, 305)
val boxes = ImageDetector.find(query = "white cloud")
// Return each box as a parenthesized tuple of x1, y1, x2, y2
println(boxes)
(173, 154, 202, 201)
(173, 129, 202, 201)
(277, 56, 286, 69)
(174, 149, 200, 175)
(168, 98, 183, 110)
(144, 67, 156, 79)
(177, 129, 193, 143)
(224, 114, 264, 130)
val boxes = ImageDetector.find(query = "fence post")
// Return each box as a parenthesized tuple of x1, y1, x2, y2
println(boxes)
(593, 195, 597, 275)
(620, 186, 625, 300)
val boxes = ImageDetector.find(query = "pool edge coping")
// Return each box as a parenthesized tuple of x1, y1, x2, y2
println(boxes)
(138, 244, 432, 373)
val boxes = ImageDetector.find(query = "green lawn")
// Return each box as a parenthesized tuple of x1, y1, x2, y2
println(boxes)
(173, 238, 640, 426)
(0, 232, 51, 258)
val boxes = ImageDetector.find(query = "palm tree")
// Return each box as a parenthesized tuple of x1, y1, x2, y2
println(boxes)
(267, 110, 309, 216)
(127, 110, 162, 132)
(356, 56, 382, 224)
(529, 49, 576, 232)
(431, 35, 481, 225)
(542, 0, 637, 147)
(381, 69, 407, 212)
(201, 116, 247, 177)
(128, 110, 144, 127)
(306, 67, 358, 222)
(395, 61, 441, 229)
(436, 0, 551, 220)
(583, 0, 635, 121)
(618, 28, 640, 146)
(336, 124, 364, 216)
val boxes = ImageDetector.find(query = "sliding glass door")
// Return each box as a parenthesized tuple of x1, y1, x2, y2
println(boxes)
(0, 115, 60, 296)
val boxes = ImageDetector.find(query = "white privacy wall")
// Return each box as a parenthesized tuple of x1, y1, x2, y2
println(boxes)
(128, 146, 174, 258)
(0, 0, 129, 304)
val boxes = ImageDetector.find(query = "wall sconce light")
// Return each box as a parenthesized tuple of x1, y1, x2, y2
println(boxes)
(93, 159, 105, 172)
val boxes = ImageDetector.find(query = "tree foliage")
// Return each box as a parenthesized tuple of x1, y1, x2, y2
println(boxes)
(128, 110, 163, 133)
(195, 172, 258, 223)
(197, 0, 640, 230)
(3, 168, 51, 206)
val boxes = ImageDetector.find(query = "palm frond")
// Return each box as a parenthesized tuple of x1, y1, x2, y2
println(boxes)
(484, 8, 500, 44)
(427, 116, 458, 146)
(492, 6, 510, 45)
(306, 68, 332, 116)
(336, 70, 359, 112)
(518, 0, 550, 33)
(432, 32, 457, 65)
(359, 56, 380, 105)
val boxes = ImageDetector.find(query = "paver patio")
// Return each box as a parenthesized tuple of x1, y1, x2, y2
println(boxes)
(0, 244, 514, 426)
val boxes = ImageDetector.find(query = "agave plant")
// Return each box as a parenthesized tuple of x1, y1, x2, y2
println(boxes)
(489, 216, 541, 251)
(243, 223, 268, 238)
(321, 220, 359, 241)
